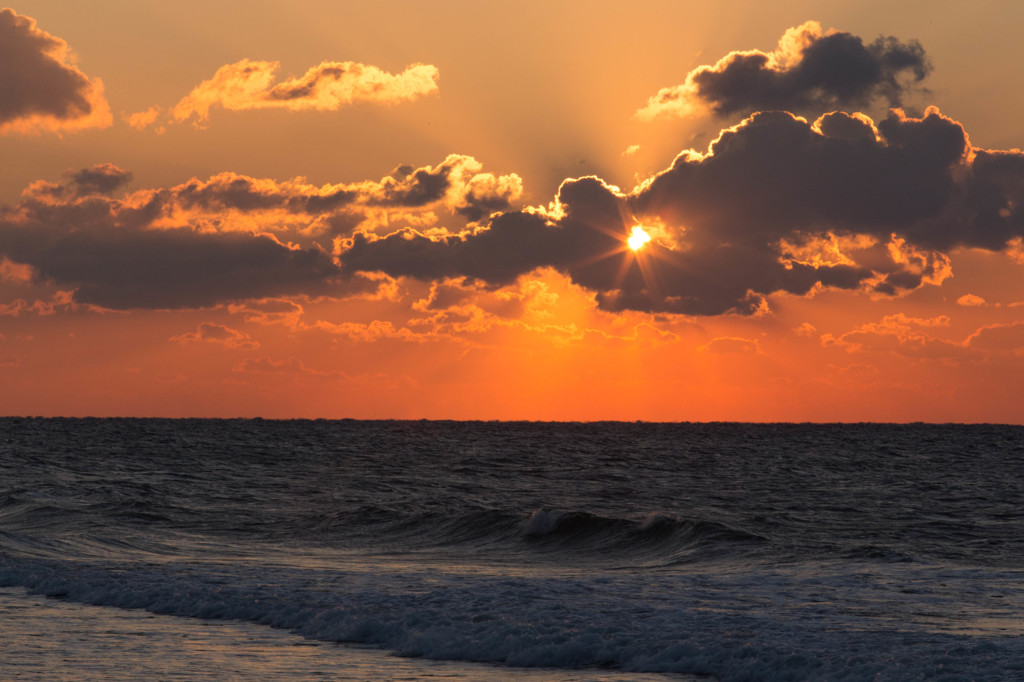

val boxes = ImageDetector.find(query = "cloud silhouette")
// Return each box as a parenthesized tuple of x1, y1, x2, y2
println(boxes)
(0, 8, 112, 135)
(338, 108, 1024, 316)
(638, 21, 929, 120)
(0, 165, 342, 309)
(4, 108, 1023, 316)
(3, 226, 341, 310)
(0, 156, 519, 310)
(66, 164, 133, 196)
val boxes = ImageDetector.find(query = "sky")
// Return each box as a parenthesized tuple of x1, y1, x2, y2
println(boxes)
(2, 1, 1024, 422)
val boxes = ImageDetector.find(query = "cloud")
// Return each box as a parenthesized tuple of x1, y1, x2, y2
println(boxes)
(133, 59, 439, 128)
(30, 229, 339, 310)
(228, 298, 304, 327)
(340, 107, 1024, 316)
(699, 336, 762, 354)
(0, 156, 519, 310)
(0, 8, 112, 135)
(5, 108, 1023, 318)
(963, 322, 1024, 354)
(957, 294, 986, 307)
(158, 153, 520, 234)
(822, 315, 1024, 360)
(66, 164, 133, 197)
(124, 106, 161, 131)
(821, 313, 958, 356)
(637, 21, 929, 120)
(0, 290, 76, 317)
(0, 258, 33, 284)
(311, 319, 427, 343)
(0, 175, 345, 308)
(171, 322, 259, 349)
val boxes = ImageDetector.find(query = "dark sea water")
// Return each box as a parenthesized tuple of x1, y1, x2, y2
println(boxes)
(2, 418, 1024, 680)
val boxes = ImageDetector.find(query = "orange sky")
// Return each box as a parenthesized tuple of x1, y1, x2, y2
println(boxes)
(2, 2, 1024, 421)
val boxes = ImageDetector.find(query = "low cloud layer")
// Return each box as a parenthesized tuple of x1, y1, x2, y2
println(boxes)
(154, 153, 521, 235)
(638, 21, 929, 120)
(339, 108, 1024, 316)
(0, 9, 112, 135)
(0, 155, 520, 309)
(131, 59, 439, 128)
(7, 107, 1020, 316)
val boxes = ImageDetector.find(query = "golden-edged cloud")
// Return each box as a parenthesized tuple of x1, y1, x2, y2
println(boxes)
(822, 315, 1024, 360)
(341, 107, 1024, 316)
(0, 8, 112, 135)
(0, 155, 519, 310)
(132, 59, 439, 128)
(3, 26, 1024, 321)
(957, 294, 986, 307)
(4, 105, 1024, 316)
(637, 21, 929, 120)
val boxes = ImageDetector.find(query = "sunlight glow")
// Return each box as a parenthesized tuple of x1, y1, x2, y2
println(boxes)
(628, 225, 652, 251)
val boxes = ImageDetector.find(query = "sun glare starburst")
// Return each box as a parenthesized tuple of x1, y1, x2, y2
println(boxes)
(628, 225, 652, 251)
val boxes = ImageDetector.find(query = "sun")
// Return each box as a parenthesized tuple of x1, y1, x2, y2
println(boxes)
(627, 225, 652, 251)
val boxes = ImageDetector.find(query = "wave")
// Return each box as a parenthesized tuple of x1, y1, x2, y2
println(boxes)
(276, 505, 766, 567)
(2, 554, 1021, 680)
(520, 509, 764, 565)
(0, 492, 204, 560)
(0, 492, 764, 568)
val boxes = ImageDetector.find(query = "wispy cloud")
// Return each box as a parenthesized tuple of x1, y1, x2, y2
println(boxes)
(130, 59, 439, 129)
(171, 322, 259, 349)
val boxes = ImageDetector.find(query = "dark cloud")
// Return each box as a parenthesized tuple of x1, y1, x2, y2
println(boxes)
(370, 155, 523, 219)
(1, 222, 340, 309)
(341, 176, 632, 288)
(0, 155, 520, 310)
(338, 108, 1024, 316)
(0, 8, 111, 134)
(68, 164, 133, 196)
(634, 109, 968, 246)
(373, 164, 452, 207)
(5, 109, 1022, 316)
(0, 177, 343, 309)
(170, 173, 357, 214)
(638, 21, 930, 120)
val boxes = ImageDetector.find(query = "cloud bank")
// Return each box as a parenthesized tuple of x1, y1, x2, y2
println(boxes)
(0, 155, 520, 309)
(0, 8, 112, 135)
(4, 109, 1022, 316)
(339, 108, 1024, 316)
(2, 17, 1022, 320)
(637, 21, 930, 120)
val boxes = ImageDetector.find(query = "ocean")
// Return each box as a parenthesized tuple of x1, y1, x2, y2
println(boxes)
(1, 418, 1023, 680)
